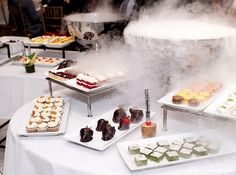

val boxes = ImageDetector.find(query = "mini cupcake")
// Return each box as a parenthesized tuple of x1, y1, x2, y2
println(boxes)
(52, 106, 63, 113)
(37, 96, 46, 103)
(41, 116, 50, 122)
(50, 111, 61, 118)
(41, 111, 51, 118)
(42, 106, 53, 112)
(46, 96, 55, 103)
(50, 117, 61, 124)
(55, 96, 64, 103)
(30, 116, 41, 123)
(54, 102, 64, 107)
(33, 105, 43, 113)
(37, 121, 48, 132)
(31, 111, 41, 118)
(47, 121, 60, 132)
(26, 121, 37, 133)
(43, 102, 54, 108)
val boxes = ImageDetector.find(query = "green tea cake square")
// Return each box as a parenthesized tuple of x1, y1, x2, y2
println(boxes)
(149, 152, 164, 163)
(140, 148, 153, 157)
(193, 146, 208, 156)
(134, 154, 148, 166)
(166, 151, 179, 161)
(172, 140, 184, 146)
(196, 140, 208, 147)
(169, 144, 181, 152)
(145, 143, 158, 151)
(184, 137, 197, 144)
(207, 142, 220, 154)
(179, 148, 193, 159)
(183, 142, 195, 150)
(157, 140, 170, 149)
(154, 146, 168, 154)
(128, 144, 140, 154)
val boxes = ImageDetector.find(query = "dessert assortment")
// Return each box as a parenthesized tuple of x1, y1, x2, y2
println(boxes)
(14, 56, 64, 66)
(117, 131, 236, 171)
(64, 107, 145, 151)
(25, 96, 65, 133)
(48, 66, 125, 91)
(158, 81, 223, 111)
(172, 81, 222, 107)
(25, 35, 74, 47)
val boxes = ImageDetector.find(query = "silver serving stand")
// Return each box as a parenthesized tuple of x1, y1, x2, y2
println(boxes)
(46, 77, 117, 117)
(161, 105, 228, 131)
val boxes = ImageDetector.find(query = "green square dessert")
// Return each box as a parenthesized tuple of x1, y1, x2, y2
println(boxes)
(169, 144, 182, 152)
(134, 154, 148, 166)
(183, 142, 195, 150)
(193, 146, 208, 156)
(207, 142, 220, 154)
(149, 152, 164, 163)
(172, 140, 184, 146)
(154, 146, 168, 154)
(198, 136, 209, 143)
(145, 143, 158, 151)
(166, 151, 179, 161)
(196, 140, 208, 147)
(140, 148, 153, 157)
(184, 137, 197, 144)
(179, 148, 193, 159)
(157, 140, 170, 149)
(128, 144, 140, 154)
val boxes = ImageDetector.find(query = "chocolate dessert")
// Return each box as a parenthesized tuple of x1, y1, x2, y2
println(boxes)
(118, 117, 131, 131)
(172, 95, 184, 104)
(112, 107, 127, 123)
(102, 125, 116, 141)
(80, 127, 93, 142)
(129, 108, 144, 123)
(188, 98, 200, 107)
(96, 119, 109, 132)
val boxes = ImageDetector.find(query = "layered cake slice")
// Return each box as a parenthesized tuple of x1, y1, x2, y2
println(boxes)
(76, 73, 99, 89)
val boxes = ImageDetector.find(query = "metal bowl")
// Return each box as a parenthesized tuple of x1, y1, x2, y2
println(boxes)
(65, 13, 126, 47)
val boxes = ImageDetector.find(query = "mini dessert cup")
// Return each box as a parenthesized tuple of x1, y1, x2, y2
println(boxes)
(25, 64, 35, 73)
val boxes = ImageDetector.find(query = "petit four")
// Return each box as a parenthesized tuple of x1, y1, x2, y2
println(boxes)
(145, 143, 158, 151)
(183, 143, 195, 150)
(193, 146, 208, 156)
(166, 151, 179, 161)
(140, 148, 153, 157)
(37, 121, 48, 132)
(184, 137, 197, 144)
(47, 121, 60, 132)
(26, 121, 37, 133)
(134, 154, 148, 166)
(157, 140, 169, 149)
(128, 145, 140, 154)
(154, 147, 168, 154)
(179, 148, 193, 159)
(149, 152, 164, 162)
(169, 144, 181, 152)
(207, 142, 219, 154)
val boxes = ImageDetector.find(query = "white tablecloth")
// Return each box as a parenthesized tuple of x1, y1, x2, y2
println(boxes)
(4, 89, 236, 175)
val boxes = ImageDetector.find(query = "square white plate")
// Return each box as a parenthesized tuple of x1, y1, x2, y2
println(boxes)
(117, 130, 236, 171)
(17, 98, 71, 137)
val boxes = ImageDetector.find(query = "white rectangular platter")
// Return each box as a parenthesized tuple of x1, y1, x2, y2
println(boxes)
(17, 98, 70, 137)
(64, 109, 152, 151)
(204, 86, 236, 120)
(44, 41, 73, 48)
(12, 56, 64, 67)
(117, 130, 236, 171)
(158, 89, 220, 111)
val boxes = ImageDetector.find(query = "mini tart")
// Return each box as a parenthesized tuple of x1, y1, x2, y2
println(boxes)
(31, 111, 41, 118)
(47, 121, 60, 132)
(37, 121, 48, 132)
(30, 116, 41, 123)
(37, 96, 46, 103)
(54, 102, 64, 107)
(54, 97, 64, 103)
(41, 111, 51, 118)
(26, 121, 37, 133)
(33, 105, 43, 113)
(46, 96, 55, 103)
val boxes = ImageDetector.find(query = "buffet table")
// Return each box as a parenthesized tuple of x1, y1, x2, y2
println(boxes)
(4, 89, 236, 175)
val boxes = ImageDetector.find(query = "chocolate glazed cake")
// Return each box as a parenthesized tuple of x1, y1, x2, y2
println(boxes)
(80, 127, 93, 142)
(112, 107, 127, 123)
(102, 125, 116, 141)
(129, 108, 144, 123)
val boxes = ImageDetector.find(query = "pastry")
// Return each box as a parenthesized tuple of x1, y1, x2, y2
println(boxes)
(179, 148, 193, 159)
(30, 116, 41, 123)
(149, 152, 164, 163)
(166, 151, 179, 161)
(183, 143, 195, 149)
(157, 140, 170, 149)
(188, 98, 200, 107)
(140, 148, 153, 157)
(102, 125, 116, 141)
(37, 121, 48, 132)
(134, 154, 148, 166)
(172, 95, 184, 104)
(154, 147, 168, 154)
(118, 116, 131, 131)
(80, 127, 93, 142)
(37, 96, 46, 103)
(184, 137, 197, 144)
(193, 146, 208, 156)
(169, 144, 181, 152)
(128, 145, 140, 154)
(112, 107, 127, 123)
(129, 108, 144, 123)
(145, 143, 158, 151)
(47, 121, 60, 132)
(26, 121, 37, 133)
